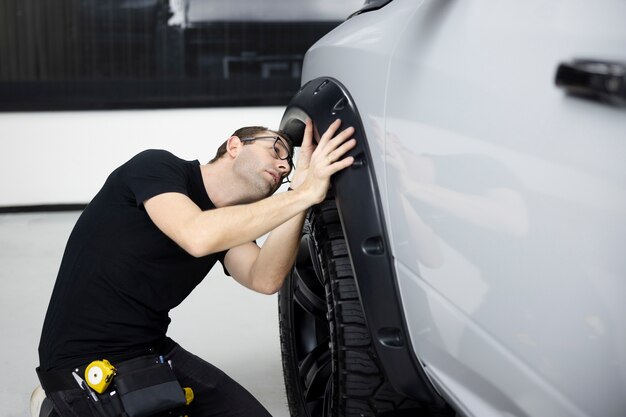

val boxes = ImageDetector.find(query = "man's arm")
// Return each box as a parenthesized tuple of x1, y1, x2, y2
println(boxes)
(144, 119, 355, 292)
(143, 188, 312, 258)
(222, 119, 356, 294)
(223, 210, 306, 294)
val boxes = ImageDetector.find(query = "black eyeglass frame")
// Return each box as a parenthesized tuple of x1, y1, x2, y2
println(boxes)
(240, 135, 295, 185)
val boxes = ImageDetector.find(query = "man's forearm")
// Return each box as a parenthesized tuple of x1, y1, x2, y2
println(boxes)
(187, 188, 312, 256)
(247, 207, 307, 293)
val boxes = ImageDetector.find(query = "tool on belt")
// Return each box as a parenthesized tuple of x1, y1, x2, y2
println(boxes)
(37, 354, 194, 417)
(85, 359, 116, 394)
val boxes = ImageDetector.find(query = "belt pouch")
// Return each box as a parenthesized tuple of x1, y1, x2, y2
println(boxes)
(114, 358, 185, 417)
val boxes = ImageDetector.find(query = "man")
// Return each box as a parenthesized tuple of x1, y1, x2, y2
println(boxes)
(37, 118, 356, 416)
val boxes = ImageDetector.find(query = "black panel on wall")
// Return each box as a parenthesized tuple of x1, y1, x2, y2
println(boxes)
(0, 0, 347, 111)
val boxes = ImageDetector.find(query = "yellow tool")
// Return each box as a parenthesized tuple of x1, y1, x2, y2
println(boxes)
(183, 387, 194, 405)
(84, 359, 116, 394)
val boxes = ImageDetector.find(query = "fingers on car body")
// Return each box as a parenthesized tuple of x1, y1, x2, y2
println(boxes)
(316, 119, 356, 176)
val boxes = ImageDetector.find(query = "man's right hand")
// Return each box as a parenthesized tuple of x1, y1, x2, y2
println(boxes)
(289, 118, 357, 204)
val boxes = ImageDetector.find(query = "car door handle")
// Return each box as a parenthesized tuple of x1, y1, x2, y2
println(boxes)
(555, 59, 626, 106)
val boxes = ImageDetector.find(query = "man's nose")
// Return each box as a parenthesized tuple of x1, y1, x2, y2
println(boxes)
(277, 159, 290, 176)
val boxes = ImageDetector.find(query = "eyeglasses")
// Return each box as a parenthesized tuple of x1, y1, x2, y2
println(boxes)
(240, 135, 295, 185)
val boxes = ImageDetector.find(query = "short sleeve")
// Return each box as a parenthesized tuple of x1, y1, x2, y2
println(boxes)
(120, 150, 189, 207)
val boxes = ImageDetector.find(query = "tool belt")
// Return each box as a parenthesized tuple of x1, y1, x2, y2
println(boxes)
(36, 353, 190, 417)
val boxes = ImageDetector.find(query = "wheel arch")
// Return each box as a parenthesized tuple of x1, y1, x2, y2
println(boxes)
(279, 77, 444, 406)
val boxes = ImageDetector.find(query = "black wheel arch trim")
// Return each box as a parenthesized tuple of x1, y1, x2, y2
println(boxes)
(280, 77, 445, 406)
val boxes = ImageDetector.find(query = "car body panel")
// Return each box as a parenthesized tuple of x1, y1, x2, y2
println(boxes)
(302, 0, 423, 207)
(301, 0, 626, 416)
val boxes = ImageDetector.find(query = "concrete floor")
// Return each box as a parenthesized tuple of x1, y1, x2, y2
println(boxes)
(0, 211, 289, 417)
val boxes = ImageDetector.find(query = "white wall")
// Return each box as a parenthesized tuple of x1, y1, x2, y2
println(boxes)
(0, 107, 285, 207)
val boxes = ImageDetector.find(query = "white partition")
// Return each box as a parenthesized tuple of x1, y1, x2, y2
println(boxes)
(0, 107, 284, 207)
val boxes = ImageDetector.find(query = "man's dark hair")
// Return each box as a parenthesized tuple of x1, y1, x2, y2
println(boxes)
(208, 126, 293, 164)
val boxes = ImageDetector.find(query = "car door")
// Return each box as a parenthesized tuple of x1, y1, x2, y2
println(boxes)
(383, 1, 626, 416)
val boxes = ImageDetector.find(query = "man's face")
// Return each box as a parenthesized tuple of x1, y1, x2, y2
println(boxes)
(233, 133, 292, 200)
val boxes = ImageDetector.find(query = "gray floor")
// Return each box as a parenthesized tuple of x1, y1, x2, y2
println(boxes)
(0, 211, 289, 417)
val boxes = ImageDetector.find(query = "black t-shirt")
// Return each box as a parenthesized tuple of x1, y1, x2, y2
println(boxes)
(38, 150, 227, 371)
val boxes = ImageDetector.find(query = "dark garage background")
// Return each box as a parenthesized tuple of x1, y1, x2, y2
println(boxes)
(0, 0, 361, 110)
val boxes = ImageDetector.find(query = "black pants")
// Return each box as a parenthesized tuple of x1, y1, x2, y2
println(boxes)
(48, 343, 273, 417)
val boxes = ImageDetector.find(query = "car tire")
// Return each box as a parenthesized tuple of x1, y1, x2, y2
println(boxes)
(279, 197, 426, 417)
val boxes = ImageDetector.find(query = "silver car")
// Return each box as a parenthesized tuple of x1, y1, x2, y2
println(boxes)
(277, 1, 626, 417)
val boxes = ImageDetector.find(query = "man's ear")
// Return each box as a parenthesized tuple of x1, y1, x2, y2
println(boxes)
(226, 136, 243, 159)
